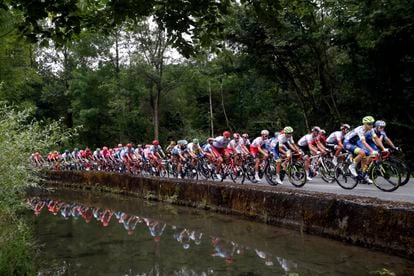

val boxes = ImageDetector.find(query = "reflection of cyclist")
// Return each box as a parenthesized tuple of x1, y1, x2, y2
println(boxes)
(101, 209, 113, 227)
(255, 249, 274, 266)
(33, 200, 46, 216)
(121, 215, 142, 235)
(144, 218, 166, 242)
(189, 230, 203, 246)
(211, 237, 237, 264)
(174, 228, 192, 249)
(80, 207, 93, 223)
(276, 256, 298, 274)
(60, 204, 72, 220)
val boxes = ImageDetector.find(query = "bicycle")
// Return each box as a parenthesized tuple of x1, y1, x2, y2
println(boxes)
(335, 151, 401, 191)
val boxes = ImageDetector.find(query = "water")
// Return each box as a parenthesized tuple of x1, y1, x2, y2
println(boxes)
(26, 188, 414, 275)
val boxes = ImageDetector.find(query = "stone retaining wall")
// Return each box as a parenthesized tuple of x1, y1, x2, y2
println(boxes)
(41, 170, 414, 259)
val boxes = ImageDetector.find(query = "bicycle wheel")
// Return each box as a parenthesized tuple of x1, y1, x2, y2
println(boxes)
(243, 159, 257, 184)
(288, 162, 306, 187)
(264, 161, 279, 186)
(393, 160, 411, 186)
(186, 164, 198, 181)
(334, 162, 358, 189)
(320, 158, 336, 183)
(371, 161, 401, 192)
(230, 164, 244, 183)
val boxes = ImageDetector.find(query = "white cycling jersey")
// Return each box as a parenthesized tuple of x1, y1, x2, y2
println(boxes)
(344, 125, 376, 143)
(277, 133, 294, 145)
(298, 134, 317, 147)
(251, 137, 267, 148)
(326, 131, 343, 144)
(213, 136, 229, 149)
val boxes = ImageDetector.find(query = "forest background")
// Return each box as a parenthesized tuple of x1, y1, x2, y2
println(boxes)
(1, 0, 413, 164)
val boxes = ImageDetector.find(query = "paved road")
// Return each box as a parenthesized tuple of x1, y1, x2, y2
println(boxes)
(221, 176, 414, 203)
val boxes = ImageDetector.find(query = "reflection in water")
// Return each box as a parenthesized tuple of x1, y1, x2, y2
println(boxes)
(27, 192, 414, 276)
(27, 197, 292, 272)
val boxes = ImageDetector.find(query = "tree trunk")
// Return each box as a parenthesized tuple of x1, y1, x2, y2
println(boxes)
(209, 80, 214, 137)
(220, 79, 231, 131)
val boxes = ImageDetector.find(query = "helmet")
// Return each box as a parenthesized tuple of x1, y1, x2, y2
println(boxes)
(152, 140, 159, 145)
(362, 116, 375, 124)
(311, 126, 321, 133)
(283, 126, 294, 134)
(340, 124, 350, 131)
(118, 143, 123, 147)
(242, 133, 249, 138)
(127, 143, 132, 148)
(233, 133, 240, 139)
(192, 138, 199, 144)
(207, 137, 214, 144)
(375, 120, 386, 127)
(261, 129, 269, 136)
(96, 148, 101, 151)
(178, 140, 188, 146)
(65, 149, 70, 153)
(74, 148, 79, 151)
(223, 131, 231, 138)
(320, 129, 326, 135)
(103, 146, 108, 151)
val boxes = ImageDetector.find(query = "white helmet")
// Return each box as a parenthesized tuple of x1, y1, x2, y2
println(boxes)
(261, 129, 269, 136)
(340, 124, 351, 131)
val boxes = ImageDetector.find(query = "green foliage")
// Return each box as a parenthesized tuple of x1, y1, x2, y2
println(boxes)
(0, 0, 413, 164)
(0, 105, 76, 274)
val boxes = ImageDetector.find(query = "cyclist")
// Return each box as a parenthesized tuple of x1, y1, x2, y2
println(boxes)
(250, 130, 270, 181)
(278, 127, 300, 157)
(202, 138, 215, 161)
(373, 120, 398, 150)
(265, 132, 283, 184)
(211, 131, 232, 179)
(165, 140, 177, 156)
(187, 138, 203, 168)
(187, 139, 203, 159)
(242, 133, 250, 146)
(298, 126, 326, 180)
(171, 140, 189, 178)
(344, 116, 387, 183)
(148, 140, 166, 172)
(326, 124, 350, 165)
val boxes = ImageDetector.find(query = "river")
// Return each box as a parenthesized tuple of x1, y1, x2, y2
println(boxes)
(27, 188, 414, 275)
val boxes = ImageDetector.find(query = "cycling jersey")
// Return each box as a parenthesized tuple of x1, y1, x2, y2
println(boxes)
(326, 131, 343, 144)
(277, 133, 294, 146)
(251, 137, 267, 148)
(344, 125, 377, 154)
(298, 134, 318, 147)
(149, 145, 164, 156)
(187, 142, 201, 154)
(373, 129, 388, 142)
(212, 136, 230, 149)
(265, 137, 279, 158)
(227, 139, 243, 153)
(172, 145, 187, 155)
(120, 148, 134, 158)
(344, 126, 376, 144)
(202, 143, 213, 153)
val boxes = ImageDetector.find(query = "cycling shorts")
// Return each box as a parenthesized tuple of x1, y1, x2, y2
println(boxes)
(356, 140, 378, 155)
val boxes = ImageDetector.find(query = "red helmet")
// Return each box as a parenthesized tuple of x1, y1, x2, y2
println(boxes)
(223, 131, 231, 138)
(127, 143, 132, 148)
(152, 140, 159, 145)
(103, 146, 108, 151)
